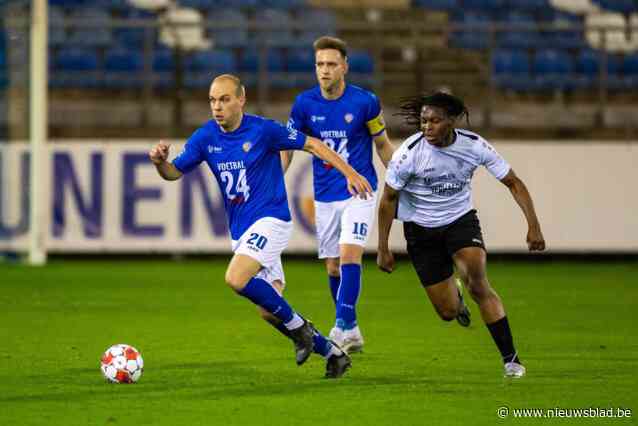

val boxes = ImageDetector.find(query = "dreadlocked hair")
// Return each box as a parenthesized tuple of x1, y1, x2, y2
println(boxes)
(395, 91, 470, 129)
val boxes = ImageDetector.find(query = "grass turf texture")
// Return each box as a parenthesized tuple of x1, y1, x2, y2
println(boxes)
(1, 259, 636, 425)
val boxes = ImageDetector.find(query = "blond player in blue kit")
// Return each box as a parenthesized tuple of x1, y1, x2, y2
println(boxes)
(149, 74, 374, 378)
(284, 37, 394, 353)
(377, 92, 545, 378)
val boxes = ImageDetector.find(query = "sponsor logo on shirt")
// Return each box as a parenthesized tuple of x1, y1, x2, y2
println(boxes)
(311, 115, 326, 122)
(288, 128, 298, 141)
(208, 145, 222, 153)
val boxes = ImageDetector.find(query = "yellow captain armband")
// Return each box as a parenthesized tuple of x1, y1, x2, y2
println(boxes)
(366, 112, 386, 136)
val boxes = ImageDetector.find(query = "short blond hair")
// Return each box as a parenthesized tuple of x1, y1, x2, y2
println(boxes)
(212, 74, 245, 97)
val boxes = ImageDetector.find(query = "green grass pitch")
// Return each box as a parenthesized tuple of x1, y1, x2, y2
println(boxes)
(1, 259, 636, 425)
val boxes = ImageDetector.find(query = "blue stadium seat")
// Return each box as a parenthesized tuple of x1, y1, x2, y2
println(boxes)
(498, 12, 544, 49)
(207, 9, 248, 47)
(263, 0, 307, 9)
(239, 48, 285, 72)
(451, 12, 491, 50)
(533, 49, 574, 91)
(66, 8, 112, 47)
(287, 48, 315, 87)
(413, 0, 458, 11)
(185, 50, 236, 72)
(48, 0, 83, 7)
(574, 49, 623, 89)
(53, 47, 99, 71)
(541, 11, 586, 49)
(103, 47, 145, 89)
(152, 47, 175, 89)
(461, 0, 506, 11)
(180, 0, 215, 10)
(51, 47, 100, 88)
(239, 48, 290, 88)
(492, 49, 534, 91)
(348, 50, 374, 73)
(287, 48, 315, 72)
(592, 0, 637, 14)
(210, 0, 259, 7)
(49, 6, 67, 46)
(153, 47, 175, 71)
(508, 0, 550, 12)
(115, 9, 156, 48)
(185, 50, 237, 88)
(104, 47, 143, 72)
(253, 9, 294, 46)
(0, 48, 7, 89)
(622, 53, 638, 88)
(348, 50, 375, 88)
(296, 9, 337, 45)
(92, 0, 132, 13)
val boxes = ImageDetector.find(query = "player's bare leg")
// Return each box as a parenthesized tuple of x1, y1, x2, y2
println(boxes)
(329, 243, 365, 353)
(452, 248, 504, 324)
(452, 247, 525, 378)
(422, 275, 464, 321)
(325, 257, 341, 306)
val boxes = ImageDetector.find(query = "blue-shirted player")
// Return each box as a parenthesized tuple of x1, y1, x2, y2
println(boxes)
(149, 74, 372, 378)
(284, 37, 395, 352)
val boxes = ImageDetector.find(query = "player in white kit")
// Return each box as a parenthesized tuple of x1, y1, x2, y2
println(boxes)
(376, 92, 545, 378)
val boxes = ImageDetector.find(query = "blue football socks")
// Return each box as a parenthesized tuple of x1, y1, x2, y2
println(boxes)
(239, 277, 296, 324)
(335, 263, 361, 330)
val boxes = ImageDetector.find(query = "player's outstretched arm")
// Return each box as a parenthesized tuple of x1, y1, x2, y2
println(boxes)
(149, 141, 183, 181)
(303, 136, 372, 199)
(373, 131, 395, 168)
(377, 183, 399, 273)
(500, 169, 546, 251)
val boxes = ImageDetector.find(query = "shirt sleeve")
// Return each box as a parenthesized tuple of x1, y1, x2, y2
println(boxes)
(479, 139, 511, 180)
(172, 128, 206, 173)
(264, 119, 307, 152)
(287, 96, 305, 133)
(385, 147, 413, 190)
(365, 92, 386, 137)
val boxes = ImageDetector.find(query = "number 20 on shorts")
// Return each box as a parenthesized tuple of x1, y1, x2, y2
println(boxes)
(247, 233, 268, 250)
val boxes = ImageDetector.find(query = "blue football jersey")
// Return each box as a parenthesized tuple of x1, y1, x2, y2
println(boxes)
(172, 114, 307, 240)
(289, 84, 385, 202)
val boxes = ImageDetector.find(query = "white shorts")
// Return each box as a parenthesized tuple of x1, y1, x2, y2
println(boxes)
(314, 192, 377, 259)
(231, 217, 292, 286)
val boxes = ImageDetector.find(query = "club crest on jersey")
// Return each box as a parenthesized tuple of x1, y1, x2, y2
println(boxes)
(344, 113, 354, 123)
(242, 141, 252, 152)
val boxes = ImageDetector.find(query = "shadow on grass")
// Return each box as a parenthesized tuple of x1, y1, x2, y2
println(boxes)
(0, 360, 459, 404)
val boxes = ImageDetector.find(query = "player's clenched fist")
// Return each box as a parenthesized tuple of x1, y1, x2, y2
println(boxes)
(149, 141, 170, 165)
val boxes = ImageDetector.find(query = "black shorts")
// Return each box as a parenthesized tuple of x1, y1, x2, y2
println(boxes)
(403, 209, 486, 287)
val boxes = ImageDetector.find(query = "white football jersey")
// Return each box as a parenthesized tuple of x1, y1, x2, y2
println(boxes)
(385, 129, 510, 228)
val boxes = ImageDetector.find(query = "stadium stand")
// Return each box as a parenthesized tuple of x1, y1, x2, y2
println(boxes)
(2, 0, 636, 137)
(206, 9, 249, 47)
